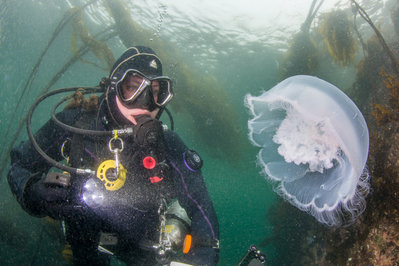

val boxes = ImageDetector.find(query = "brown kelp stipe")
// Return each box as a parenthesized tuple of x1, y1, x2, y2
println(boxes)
(351, 0, 399, 76)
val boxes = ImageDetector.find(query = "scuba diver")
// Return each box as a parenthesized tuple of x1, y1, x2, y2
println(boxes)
(7, 46, 219, 265)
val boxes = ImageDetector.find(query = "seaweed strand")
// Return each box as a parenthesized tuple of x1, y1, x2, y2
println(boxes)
(351, 0, 399, 76)
(302, 0, 325, 32)
(0, 7, 80, 157)
(0, 0, 99, 175)
(0, 25, 115, 179)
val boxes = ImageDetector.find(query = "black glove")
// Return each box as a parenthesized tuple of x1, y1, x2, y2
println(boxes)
(25, 175, 71, 219)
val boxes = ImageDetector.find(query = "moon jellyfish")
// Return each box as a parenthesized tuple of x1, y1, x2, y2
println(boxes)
(245, 75, 370, 226)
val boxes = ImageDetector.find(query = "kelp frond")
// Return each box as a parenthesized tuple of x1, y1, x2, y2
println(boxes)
(318, 9, 357, 66)
(71, 8, 114, 70)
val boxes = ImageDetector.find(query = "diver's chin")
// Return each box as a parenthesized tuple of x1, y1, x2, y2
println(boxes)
(132, 114, 148, 124)
(116, 96, 154, 124)
(129, 109, 159, 125)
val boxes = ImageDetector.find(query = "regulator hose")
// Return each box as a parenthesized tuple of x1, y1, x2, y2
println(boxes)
(27, 86, 174, 174)
(26, 87, 106, 174)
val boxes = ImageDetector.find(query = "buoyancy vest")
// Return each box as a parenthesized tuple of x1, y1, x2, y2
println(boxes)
(66, 110, 176, 243)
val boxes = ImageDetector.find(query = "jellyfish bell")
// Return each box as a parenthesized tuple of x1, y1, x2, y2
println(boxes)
(245, 75, 370, 227)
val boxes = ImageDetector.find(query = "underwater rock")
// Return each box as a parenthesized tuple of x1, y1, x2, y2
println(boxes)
(340, 35, 399, 265)
(387, 133, 399, 169)
(346, 217, 399, 265)
(245, 75, 370, 226)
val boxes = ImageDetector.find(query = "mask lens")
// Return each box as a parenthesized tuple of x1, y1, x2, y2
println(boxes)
(117, 70, 173, 108)
(152, 78, 173, 106)
(117, 71, 150, 102)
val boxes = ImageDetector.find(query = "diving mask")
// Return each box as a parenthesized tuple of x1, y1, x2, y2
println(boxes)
(116, 69, 173, 109)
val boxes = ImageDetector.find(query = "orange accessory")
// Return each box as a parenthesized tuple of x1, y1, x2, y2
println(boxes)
(183, 234, 192, 254)
(149, 176, 163, 183)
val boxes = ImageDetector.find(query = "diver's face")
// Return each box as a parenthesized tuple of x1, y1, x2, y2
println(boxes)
(121, 74, 160, 106)
(117, 74, 159, 125)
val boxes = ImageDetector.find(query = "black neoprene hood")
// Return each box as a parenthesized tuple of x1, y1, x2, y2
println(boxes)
(109, 46, 163, 83)
(105, 46, 164, 126)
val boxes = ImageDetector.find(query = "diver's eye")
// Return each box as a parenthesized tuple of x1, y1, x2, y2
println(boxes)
(119, 74, 149, 101)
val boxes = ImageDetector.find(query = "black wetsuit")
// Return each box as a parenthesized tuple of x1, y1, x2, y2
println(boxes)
(7, 104, 219, 265)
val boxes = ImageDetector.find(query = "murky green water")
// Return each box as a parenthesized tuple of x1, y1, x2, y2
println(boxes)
(0, 0, 397, 265)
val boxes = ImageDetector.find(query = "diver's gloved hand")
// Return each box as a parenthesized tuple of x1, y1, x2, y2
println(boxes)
(25, 176, 71, 219)
(30, 177, 69, 202)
